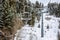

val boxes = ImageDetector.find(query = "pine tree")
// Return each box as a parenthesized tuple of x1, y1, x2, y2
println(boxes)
(0, 0, 16, 40)
(56, 3, 60, 17)
(35, 1, 40, 8)
(29, 12, 35, 26)
(0, 0, 5, 28)
(48, 3, 60, 17)
(48, 3, 58, 16)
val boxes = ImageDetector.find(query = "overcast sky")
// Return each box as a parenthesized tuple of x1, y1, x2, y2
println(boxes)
(29, 0, 60, 6)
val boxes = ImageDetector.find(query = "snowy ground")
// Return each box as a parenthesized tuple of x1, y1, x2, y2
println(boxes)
(14, 13, 60, 40)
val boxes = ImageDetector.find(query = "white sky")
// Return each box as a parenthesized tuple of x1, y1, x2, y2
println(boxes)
(29, 0, 60, 6)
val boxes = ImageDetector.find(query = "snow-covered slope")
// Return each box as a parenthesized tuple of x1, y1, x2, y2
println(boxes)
(14, 13, 59, 40)
(40, 14, 59, 40)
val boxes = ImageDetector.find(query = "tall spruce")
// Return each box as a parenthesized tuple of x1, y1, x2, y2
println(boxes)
(0, 0, 4, 28)
(3, 0, 16, 29)
(48, 3, 59, 17)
